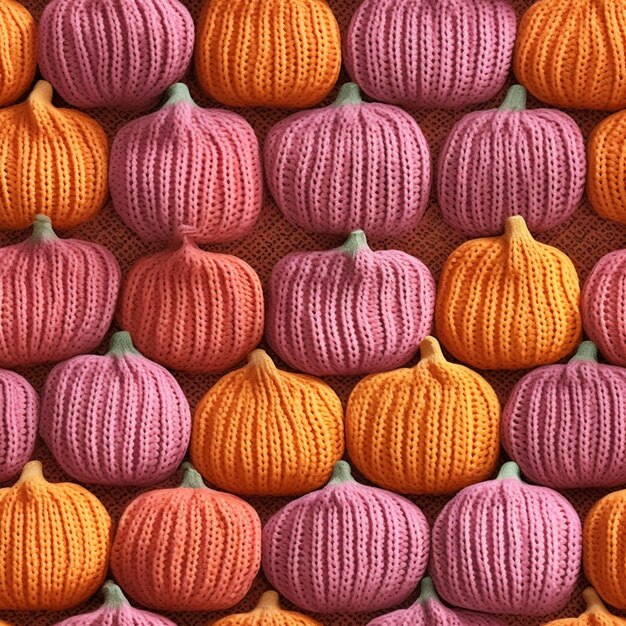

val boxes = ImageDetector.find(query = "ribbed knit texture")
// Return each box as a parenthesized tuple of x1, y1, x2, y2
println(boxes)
(190, 349, 344, 496)
(110, 83, 262, 244)
(582, 249, 626, 367)
(514, 0, 626, 110)
(118, 238, 264, 373)
(346, 336, 500, 495)
(502, 340, 626, 489)
(0, 369, 38, 483)
(110, 464, 261, 611)
(38, 0, 194, 110)
(264, 82, 431, 237)
(0, 81, 109, 230)
(436, 215, 582, 369)
(0, 215, 120, 368)
(262, 461, 430, 614)
(40, 331, 191, 487)
(345, 0, 516, 108)
(543, 588, 626, 626)
(266, 230, 435, 376)
(438, 84, 586, 236)
(195, 0, 341, 108)
(0, 461, 112, 611)
(431, 462, 582, 616)
(0, 0, 36, 107)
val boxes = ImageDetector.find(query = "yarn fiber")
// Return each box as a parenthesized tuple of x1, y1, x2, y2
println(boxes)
(543, 588, 626, 626)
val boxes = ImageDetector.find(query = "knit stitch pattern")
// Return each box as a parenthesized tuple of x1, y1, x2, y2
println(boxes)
(543, 588, 626, 626)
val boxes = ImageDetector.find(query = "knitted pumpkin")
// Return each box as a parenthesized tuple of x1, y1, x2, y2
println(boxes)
(110, 83, 262, 244)
(582, 249, 626, 367)
(264, 82, 431, 237)
(266, 230, 435, 376)
(262, 461, 430, 613)
(0, 461, 112, 610)
(346, 335, 500, 495)
(40, 331, 191, 487)
(118, 238, 263, 373)
(345, 0, 516, 108)
(431, 462, 582, 615)
(111, 463, 261, 611)
(503, 340, 626, 489)
(0, 215, 120, 368)
(0, 81, 109, 230)
(0, 369, 37, 484)
(0, 0, 36, 107)
(438, 84, 586, 236)
(515, 0, 626, 110)
(39, 0, 193, 110)
(191, 348, 344, 496)
(195, 0, 340, 108)
(543, 588, 626, 626)
(436, 215, 582, 369)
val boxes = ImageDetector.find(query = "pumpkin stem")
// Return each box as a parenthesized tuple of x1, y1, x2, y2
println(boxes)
(163, 83, 196, 108)
(419, 337, 446, 364)
(16, 460, 45, 484)
(569, 341, 598, 363)
(339, 230, 370, 257)
(503, 216, 532, 241)
(30, 215, 58, 242)
(497, 461, 522, 481)
(28, 80, 54, 105)
(334, 83, 362, 107)
(254, 591, 281, 611)
(583, 588, 608, 614)
(417, 577, 439, 604)
(328, 460, 355, 486)
(248, 349, 277, 371)
(102, 581, 129, 609)
(499, 85, 526, 111)
(107, 331, 141, 357)
(180, 462, 207, 489)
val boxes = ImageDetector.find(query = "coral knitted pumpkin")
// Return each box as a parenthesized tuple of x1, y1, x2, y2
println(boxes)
(346, 336, 500, 495)
(40, 331, 191, 487)
(118, 238, 263, 373)
(191, 348, 344, 496)
(264, 82, 431, 237)
(195, 0, 340, 108)
(266, 230, 435, 376)
(431, 462, 582, 616)
(111, 464, 261, 611)
(503, 340, 626, 489)
(0, 215, 120, 368)
(515, 0, 626, 110)
(262, 461, 430, 613)
(0, 461, 112, 610)
(0, 80, 109, 230)
(438, 85, 586, 236)
(543, 588, 626, 626)
(345, 0, 516, 108)
(436, 215, 582, 369)
(110, 83, 262, 244)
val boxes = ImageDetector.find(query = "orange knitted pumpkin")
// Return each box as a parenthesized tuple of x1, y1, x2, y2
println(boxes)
(195, 0, 341, 108)
(191, 348, 344, 496)
(543, 588, 626, 626)
(0, 80, 109, 230)
(0, 461, 112, 611)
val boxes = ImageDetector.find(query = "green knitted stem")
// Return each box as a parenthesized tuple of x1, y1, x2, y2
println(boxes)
(107, 331, 141, 357)
(248, 349, 276, 369)
(334, 83, 362, 106)
(328, 461, 355, 486)
(569, 341, 598, 363)
(102, 581, 129, 609)
(339, 230, 369, 256)
(180, 463, 207, 489)
(497, 461, 522, 481)
(504, 216, 532, 240)
(29, 80, 53, 104)
(499, 85, 527, 111)
(31, 215, 58, 242)
(417, 577, 439, 604)
(420, 337, 446, 363)
(255, 591, 281, 611)
(583, 588, 607, 613)
(163, 83, 196, 107)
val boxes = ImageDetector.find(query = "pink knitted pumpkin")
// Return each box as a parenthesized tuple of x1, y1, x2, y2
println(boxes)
(431, 462, 582, 616)
(110, 83, 262, 243)
(583, 249, 626, 366)
(438, 85, 586, 236)
(266, 230, 435, 376)
(0, 215, 120, 368)
(502, 341, 626, 489)
(264, 82, 431, 237)
(0, 370, 38, 484)
(40, 331, 191, 487)
(38, 0, 193, 110)
(262, 461, 430, 614)
(345, 0, 516, 108)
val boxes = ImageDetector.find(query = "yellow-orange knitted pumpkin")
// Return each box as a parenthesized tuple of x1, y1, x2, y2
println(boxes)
(543, 588, 626, 625)
(0, 461, 112, 611)
(0, 80, 109, 230)
(436, 215, 582, 370)
(191, 349, 344, 496)
(346, 336, 500, 495)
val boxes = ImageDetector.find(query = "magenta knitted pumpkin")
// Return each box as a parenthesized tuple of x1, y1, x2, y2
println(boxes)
(38, 0, 194, 110)
(431, 462, 582, 616)
(262, 461, 430, 614)
(583, 249, 626, 366)
(438, 85, 586, 236)
(264, 82, 431, 237)
(110, 83, 262, 243)
(266, 230, 436, 376)
(345, 0, 516, 108)
(0, 215, 120, 368)
(0, 369, 38, 484)
(40, 332, 191, 487)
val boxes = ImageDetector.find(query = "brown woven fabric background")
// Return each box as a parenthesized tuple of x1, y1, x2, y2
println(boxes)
(1, 0, 624, 623)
